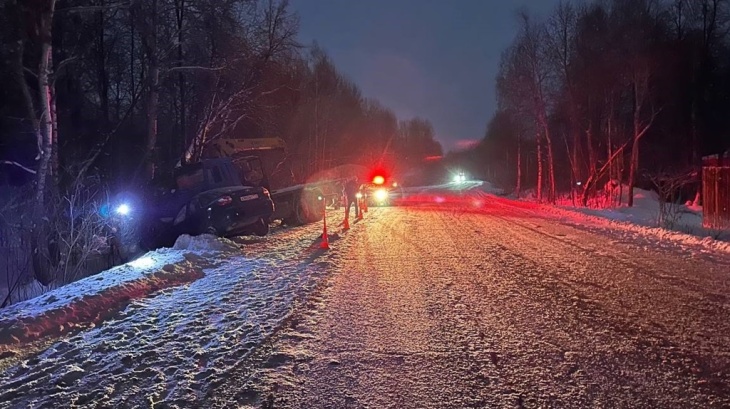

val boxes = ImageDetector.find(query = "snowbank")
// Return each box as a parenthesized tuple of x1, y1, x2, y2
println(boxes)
(474, 180, 505, 195)
(0, 234, 241, 350)
(503, 185, 730, 254)
(0, 210, 356, 408)
(173, 233, 240, 253)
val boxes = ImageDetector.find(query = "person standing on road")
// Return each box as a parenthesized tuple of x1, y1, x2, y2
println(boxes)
(344, 177, 359, 219)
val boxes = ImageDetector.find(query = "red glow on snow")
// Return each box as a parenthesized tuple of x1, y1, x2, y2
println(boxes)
(392, 192, 551, 221)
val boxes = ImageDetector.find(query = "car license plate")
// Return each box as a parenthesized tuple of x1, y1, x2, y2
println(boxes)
(240, 194, 259, 201)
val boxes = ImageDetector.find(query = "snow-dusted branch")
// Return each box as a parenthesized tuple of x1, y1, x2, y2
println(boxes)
(1, 160, 36, 175)
(57, 2, 129, 14)
(166, 65, 224, 73)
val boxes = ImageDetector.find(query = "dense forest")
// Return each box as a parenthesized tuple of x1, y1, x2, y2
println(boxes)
(0, 0, 443, 188)
(460, 0, 730, 206)
(0, 0, 442, 299)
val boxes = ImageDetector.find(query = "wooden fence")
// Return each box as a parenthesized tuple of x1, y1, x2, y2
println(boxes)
(703, 166, 730, 229)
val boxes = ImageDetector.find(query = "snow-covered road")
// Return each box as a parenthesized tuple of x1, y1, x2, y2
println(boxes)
(2, 192, 730, 408)
(252, 201, 730, 408)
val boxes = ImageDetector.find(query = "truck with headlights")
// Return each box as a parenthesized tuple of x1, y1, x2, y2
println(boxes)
(359, 174, 402, 207)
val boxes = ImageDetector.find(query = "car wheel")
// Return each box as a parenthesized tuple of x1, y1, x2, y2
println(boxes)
(252, 218, 270, 236)
(303, 189, 324, 223)
(293, 194, 313, 225)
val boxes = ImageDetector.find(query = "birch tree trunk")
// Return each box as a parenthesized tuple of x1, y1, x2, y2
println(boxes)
(142, 0, 159, 180)
(515, 134, 522, 198)
(536, 131, 544, 202)
(31, 0, 57, 286)
(35, 0, 57, 210)
(543, 122, 557, 202)
(628, 135, 640, 207)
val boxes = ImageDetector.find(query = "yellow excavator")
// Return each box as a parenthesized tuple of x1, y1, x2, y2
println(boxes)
(203, 137, 342, 226)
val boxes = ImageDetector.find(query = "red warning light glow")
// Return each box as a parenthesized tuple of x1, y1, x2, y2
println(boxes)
(373, 175, 385, 185)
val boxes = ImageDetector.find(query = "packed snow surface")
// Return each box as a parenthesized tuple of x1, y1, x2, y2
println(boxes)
(248, 204, 730, 408)
(0, 219, 342, 408)
(1, 186, 729, 408)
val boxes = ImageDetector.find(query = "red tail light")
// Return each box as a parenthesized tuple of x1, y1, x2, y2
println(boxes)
(216, 196, 233, 206)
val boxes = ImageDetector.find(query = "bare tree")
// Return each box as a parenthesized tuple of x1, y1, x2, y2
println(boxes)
(546, 1, 580, 190)
(648, 169, 696, 229)
(506, 11, 557, 202)
(181, 0, 299, 164)
(138, 0, 160, 180)
(626, 59, 660, 207)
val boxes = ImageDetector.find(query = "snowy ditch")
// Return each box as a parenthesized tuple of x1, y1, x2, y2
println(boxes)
(0, 216, 342, 407)
(0, 235, 240, 351)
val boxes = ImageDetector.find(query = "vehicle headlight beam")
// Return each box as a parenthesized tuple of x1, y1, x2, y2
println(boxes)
(374, 189, 389, 202)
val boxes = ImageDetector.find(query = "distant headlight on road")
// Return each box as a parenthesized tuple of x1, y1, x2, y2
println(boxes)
(356, 192, 363, 199)
(374, 188, 389, 202)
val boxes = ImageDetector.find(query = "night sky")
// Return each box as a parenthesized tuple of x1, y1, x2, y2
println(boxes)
(292, 0, 561, 152)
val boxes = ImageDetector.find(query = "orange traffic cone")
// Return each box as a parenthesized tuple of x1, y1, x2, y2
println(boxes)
(343, 204, 350, 230)
(320, 202, 330, 249)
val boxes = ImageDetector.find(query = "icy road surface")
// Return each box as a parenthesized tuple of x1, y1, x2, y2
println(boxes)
(252, 202, 730, 408)
(2, 195, 730, 408)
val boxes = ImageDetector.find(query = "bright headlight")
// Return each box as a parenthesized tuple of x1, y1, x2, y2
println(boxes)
(356, 192, 363, 199)
(374, 189, 389, 201)
(115, 203, 131, 216)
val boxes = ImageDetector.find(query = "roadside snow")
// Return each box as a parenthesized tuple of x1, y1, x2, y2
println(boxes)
(556, 186, 705, 229)
(173, 233, 240, 252)
(0, 234, 241, 350)
(0, 249, 187, 323)
(0, 212, 352, 408)
(482, 185, 730, 254)
(473, 180, 505, 195)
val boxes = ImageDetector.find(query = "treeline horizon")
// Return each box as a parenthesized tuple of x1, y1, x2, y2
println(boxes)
(458, 0, 730, 206)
